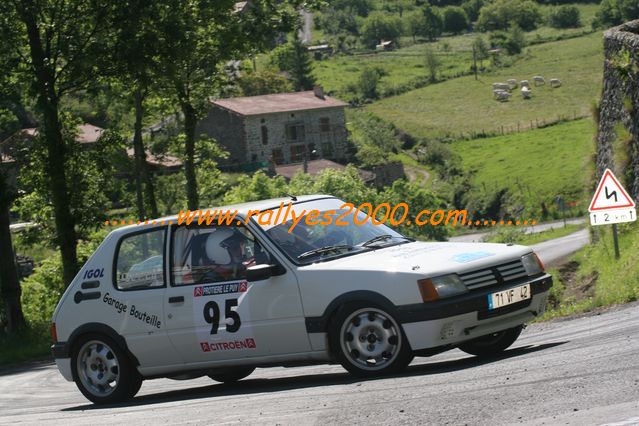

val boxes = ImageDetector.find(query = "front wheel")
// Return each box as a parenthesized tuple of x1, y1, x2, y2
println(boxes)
(458, 326, 523, 357)
(71, 335, 142, 404)
(208, 367, 255, 383)
(330, 303, 413, 377)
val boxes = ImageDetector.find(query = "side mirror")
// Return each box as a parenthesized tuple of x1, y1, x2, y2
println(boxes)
(246, 264, 274, 282)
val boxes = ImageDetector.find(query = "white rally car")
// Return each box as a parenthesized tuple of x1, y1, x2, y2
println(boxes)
(51, 195, 552, 404)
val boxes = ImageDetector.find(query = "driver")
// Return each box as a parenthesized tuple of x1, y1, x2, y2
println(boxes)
(202, 228, 252, 280)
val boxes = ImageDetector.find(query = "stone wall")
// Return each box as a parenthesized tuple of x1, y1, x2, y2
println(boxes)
(195, 106, 247, 166)
(597, 20, 639, 200)
(368, 161, 405, 188)
(197, 105, 349, 167)
(243, 107, 348, 165)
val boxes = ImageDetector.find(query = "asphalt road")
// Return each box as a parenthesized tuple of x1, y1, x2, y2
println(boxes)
(2, 302, 638, 425)
(530, 228, 590, 267)
(449, 218, 587, 243)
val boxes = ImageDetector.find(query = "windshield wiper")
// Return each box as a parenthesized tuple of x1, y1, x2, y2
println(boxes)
(361, 234, 415, 247)
(297, 245, 354, 261)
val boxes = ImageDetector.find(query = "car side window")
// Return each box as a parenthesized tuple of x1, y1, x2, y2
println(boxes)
(115, 228, 166, 290)
(172, 225, 272, 286)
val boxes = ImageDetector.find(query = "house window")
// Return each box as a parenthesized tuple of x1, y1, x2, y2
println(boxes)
(261, 125, 268, 145)
(285, 123, 305, 142)
(290, 144, 306, 162)
(322, 142, 334, 157)
(320, 117, 330, 133)
(272, 148, 284, 165)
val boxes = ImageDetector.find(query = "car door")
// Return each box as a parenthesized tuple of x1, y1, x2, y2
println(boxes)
(164, 223, 310, 364)
(110, 226, 181, 368)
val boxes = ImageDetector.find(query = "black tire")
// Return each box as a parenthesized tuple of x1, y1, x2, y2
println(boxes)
(208, 367, 255, 383)
(71, 334, 143, 404)
(329, 302, 413, 378)
(458, 326, 523, 357)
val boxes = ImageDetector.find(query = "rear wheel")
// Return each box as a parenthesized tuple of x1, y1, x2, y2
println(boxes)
(330, 303, 413, 377)
(458, 326, 523, 357)
(71, 335, 142, 404)
(208, 367, 255, 383)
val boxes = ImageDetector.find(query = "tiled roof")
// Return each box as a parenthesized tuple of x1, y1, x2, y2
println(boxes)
(212, 91, 348, 116)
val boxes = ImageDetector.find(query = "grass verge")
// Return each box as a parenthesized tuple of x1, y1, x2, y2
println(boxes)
(0, 326, 51, 367)
(542, 221, 639, 319)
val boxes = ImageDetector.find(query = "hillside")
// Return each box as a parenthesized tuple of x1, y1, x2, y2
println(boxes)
(449, 118, 595, 214)
(366, 32, 603, 141)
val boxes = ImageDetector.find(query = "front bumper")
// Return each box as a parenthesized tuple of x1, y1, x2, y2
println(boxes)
(398, 273, 552, 350)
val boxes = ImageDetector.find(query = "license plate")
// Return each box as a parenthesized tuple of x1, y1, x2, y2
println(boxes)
(488, 284, 531, 310)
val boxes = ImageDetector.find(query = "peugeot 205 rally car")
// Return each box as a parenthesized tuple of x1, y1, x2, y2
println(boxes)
(51, 195, 552, 403)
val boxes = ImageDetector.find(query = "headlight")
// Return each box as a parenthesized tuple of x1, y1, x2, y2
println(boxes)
(417, 274, 467, 302)
(522, 252, 544, 276)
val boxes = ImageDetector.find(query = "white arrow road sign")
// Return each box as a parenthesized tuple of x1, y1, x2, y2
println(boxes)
(589, 168, 636, 226)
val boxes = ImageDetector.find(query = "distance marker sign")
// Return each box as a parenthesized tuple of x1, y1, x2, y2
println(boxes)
(589, 168, 636, 226)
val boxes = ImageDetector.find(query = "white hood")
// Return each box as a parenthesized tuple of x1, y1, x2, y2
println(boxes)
(300, 241, 533, 277)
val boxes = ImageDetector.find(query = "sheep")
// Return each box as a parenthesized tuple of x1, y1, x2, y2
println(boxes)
(506, 79, 518, 89)
(520, 80, 530, 88)
(521, 86, 532, 99)
(533, 76, 545, 86)
(495, 91, 512, 102)
(492, 82, 510, 91)
(550, 78, 561, 88)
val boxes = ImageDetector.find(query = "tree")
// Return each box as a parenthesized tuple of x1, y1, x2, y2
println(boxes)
(269, 38, 315, 91)
(357, 68, 382, 100)
(159, 0, 317, 209)
(0, 0, 116, 286)
(360, 12, 403, 49)
(462, 0, 486, 22)
(238, 70, 293, 96)
(289, 38, 316, 92)
(110, 0, 166, 219)
(504, 24, 526, 55)
(593, 0, 639, 28)
(424, 47, 441, 82)
(548, 5, 581, 29)
(406, 11, 427, 42)
(472, 35, 489, 78)
(476, 0, 542, 31)
(422, 5, 444, 41)
(0, 164, 26, 332)
(443, 7, 469, 34)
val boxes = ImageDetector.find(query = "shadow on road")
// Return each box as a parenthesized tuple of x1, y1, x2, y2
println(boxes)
(62, 341, 567, 411)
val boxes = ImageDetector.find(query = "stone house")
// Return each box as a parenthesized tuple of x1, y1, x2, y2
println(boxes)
(196, 88, 349, 170)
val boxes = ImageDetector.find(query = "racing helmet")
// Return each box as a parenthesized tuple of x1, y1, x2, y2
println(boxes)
(204, 228, 247, 265)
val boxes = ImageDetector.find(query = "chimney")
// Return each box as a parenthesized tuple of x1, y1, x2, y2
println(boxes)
(313, 85, 325, 100)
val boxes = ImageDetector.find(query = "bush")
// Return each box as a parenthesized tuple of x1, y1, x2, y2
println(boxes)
(20, 230, 107, 327)
(360, 12, 403, 49)
(357, 67, 382, 100)
(593, 0, 639, 28)
(443, 6, 469, 34)
(547, 5, 581, 29)
(489, 25, 526, 55)
(476, 0, 542, 31)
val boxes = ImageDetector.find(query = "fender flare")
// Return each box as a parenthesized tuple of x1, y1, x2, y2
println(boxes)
(54, 322, 140, 366)
(304, 290, 398, 333)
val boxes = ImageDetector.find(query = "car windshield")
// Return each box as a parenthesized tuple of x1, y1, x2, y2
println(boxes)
(256, 198, 410, 263)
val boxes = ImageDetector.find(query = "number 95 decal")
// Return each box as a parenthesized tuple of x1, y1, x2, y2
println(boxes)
(203, 298, 241, 334)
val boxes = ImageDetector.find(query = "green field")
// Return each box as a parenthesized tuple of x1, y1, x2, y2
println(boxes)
(366, 32, 603, 140)
(312, 4, 600, 101)
(449, 118, 595, 212)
